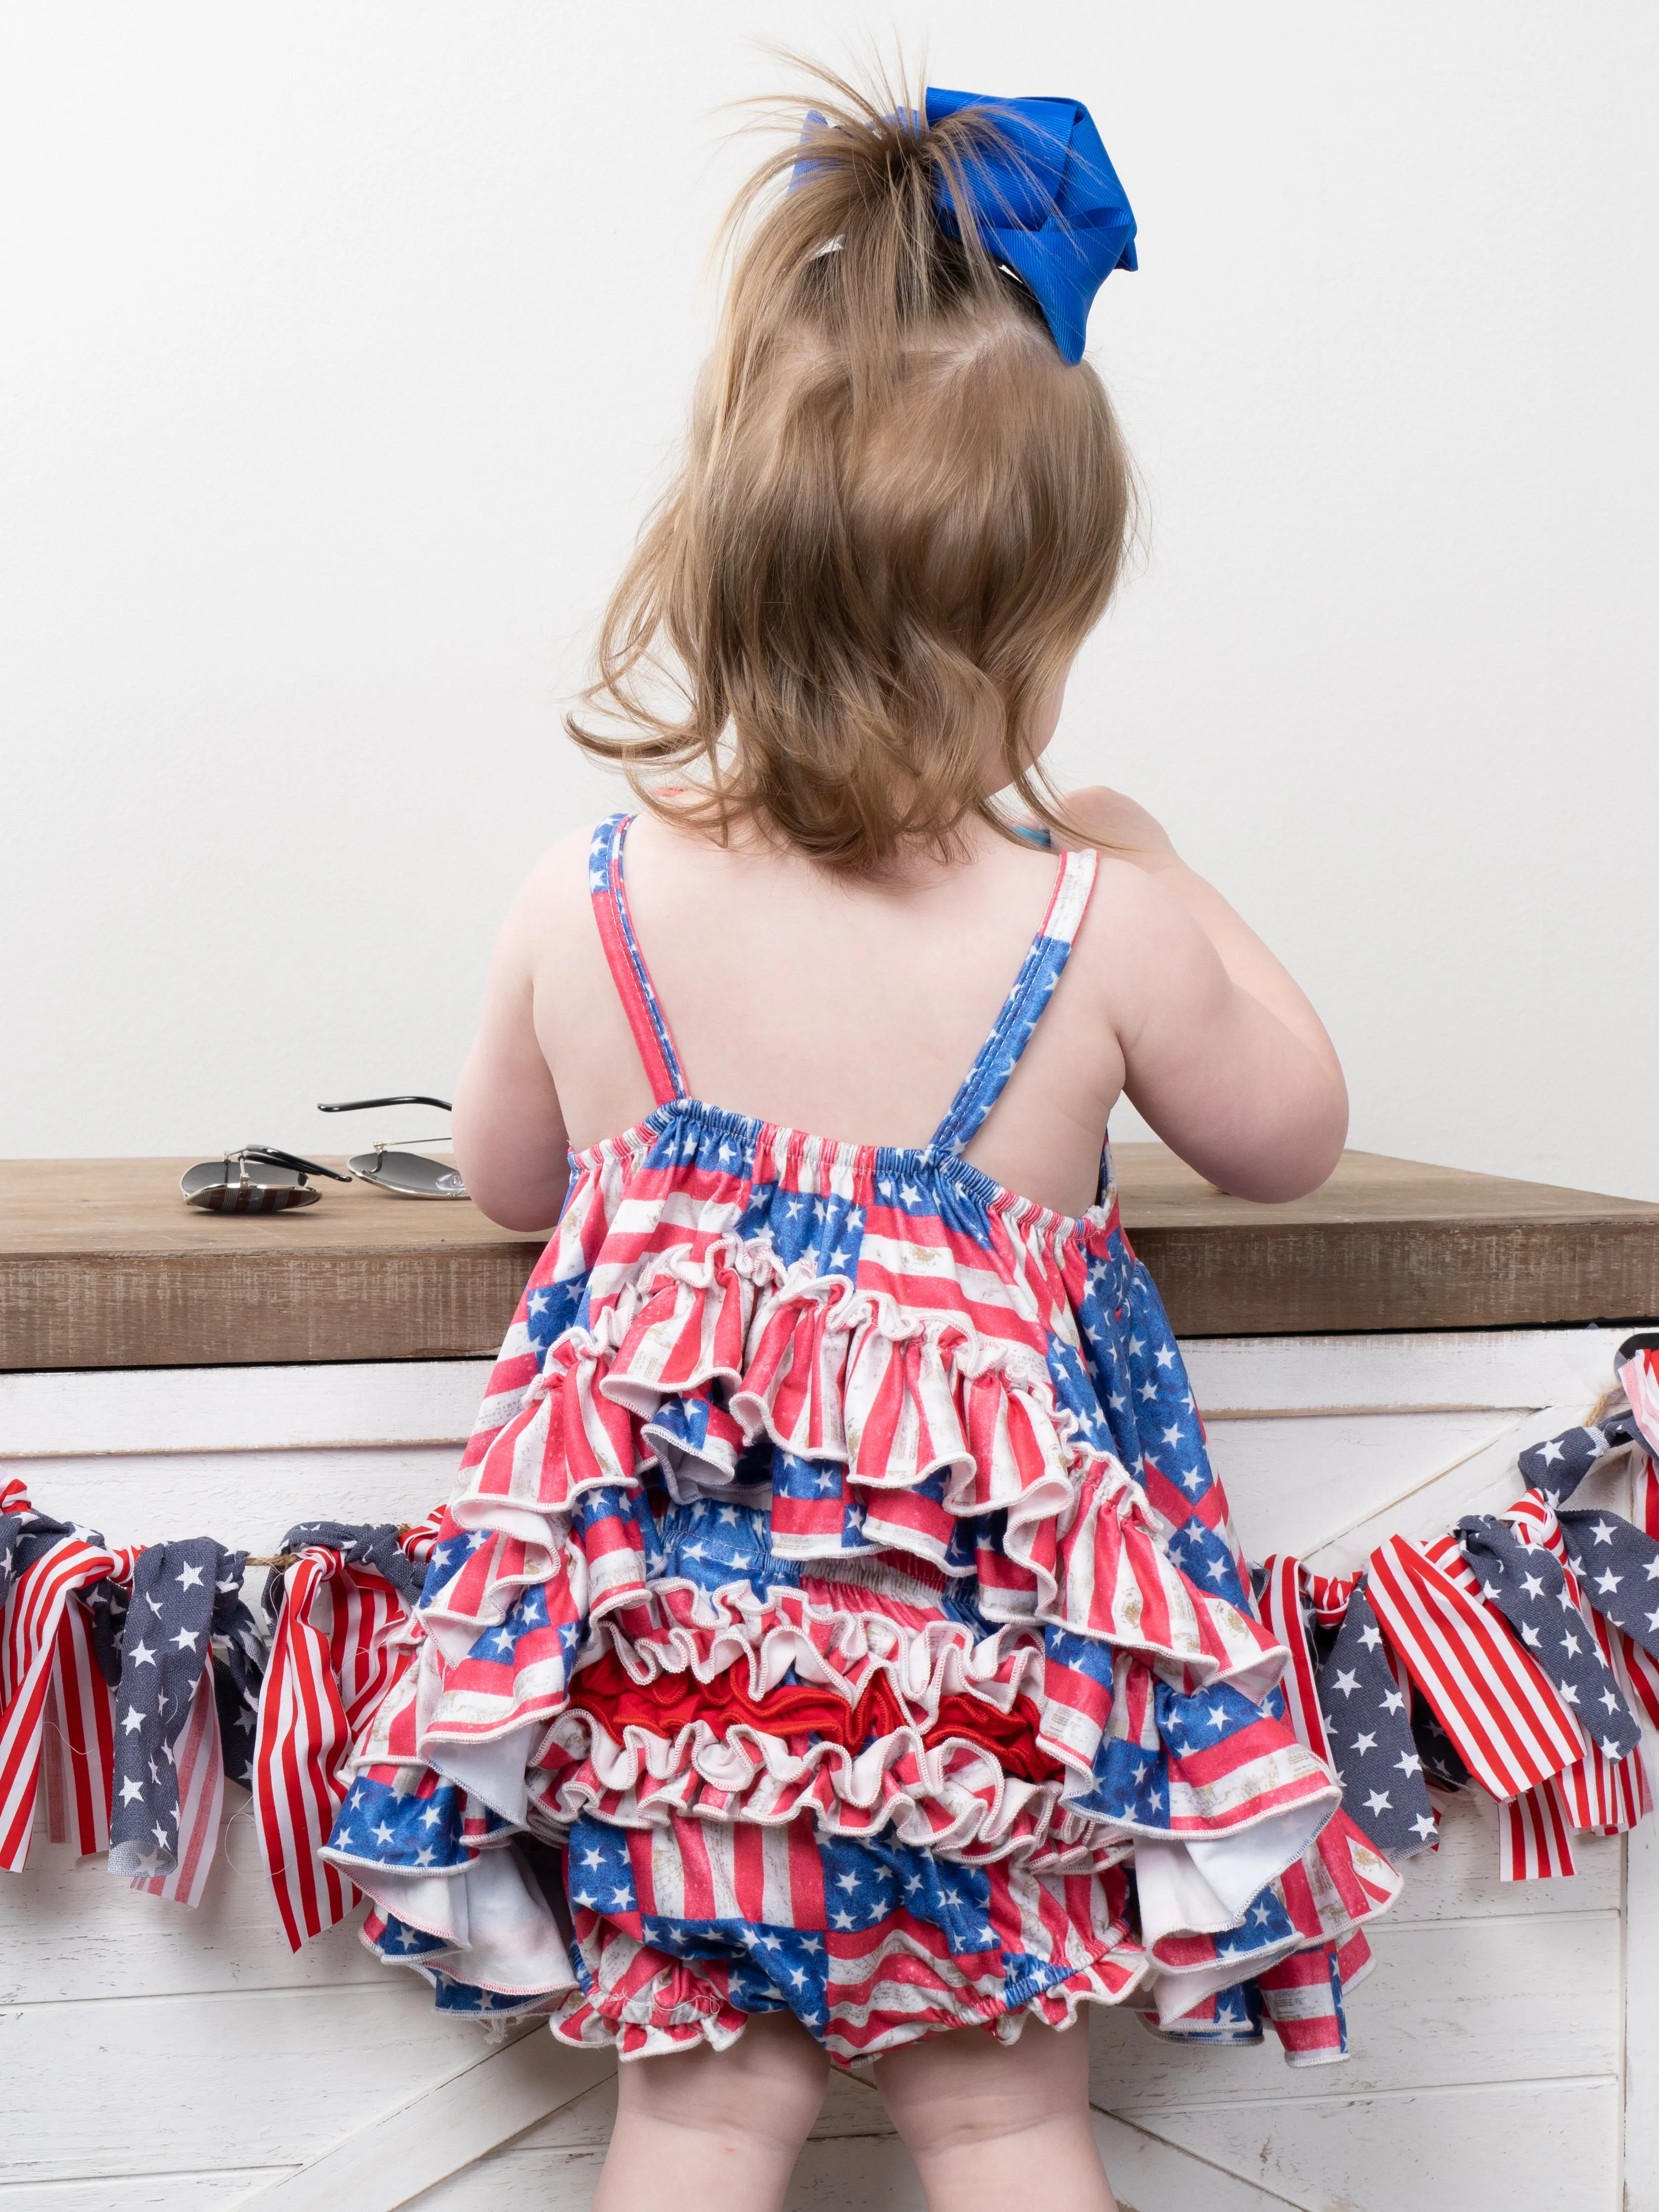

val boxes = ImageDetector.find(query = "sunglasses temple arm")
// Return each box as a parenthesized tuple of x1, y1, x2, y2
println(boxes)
(317, 1096, 453, 1114)
(242, 1148, 353, 1182)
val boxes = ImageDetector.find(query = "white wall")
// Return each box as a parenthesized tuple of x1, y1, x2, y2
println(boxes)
(3, 3, 1656, 1198)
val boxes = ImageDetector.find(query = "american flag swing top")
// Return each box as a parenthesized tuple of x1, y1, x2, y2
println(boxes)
(321, 813, 1400, 2067)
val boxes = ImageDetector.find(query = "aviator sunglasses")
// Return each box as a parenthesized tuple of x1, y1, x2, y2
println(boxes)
(179, 1096, 467, 1211)
(316, 1095, 468, 1198)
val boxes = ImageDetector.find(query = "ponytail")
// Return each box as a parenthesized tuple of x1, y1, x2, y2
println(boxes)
(566, 61, 1137, 873)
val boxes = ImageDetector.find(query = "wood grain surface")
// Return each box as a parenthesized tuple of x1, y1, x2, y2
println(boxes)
(3, 1147, 1657, 1370)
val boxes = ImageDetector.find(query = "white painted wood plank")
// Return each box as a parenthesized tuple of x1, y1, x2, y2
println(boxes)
(1091, 2114, 1302, 2212)
(407, 2102, 1295, 2212)
(390, 2076, 919, 2211)
(403, 2133, 931, 2212)
(1, 1804, 386, 2002)
(1359, 1783, 1621, 1923)
(230, 2030, 614, 2211)
(1090, 1912, 1620, 2111)
(0, 1362, 493, 1460)
(475, 2078, 617, 2155)
(403, 2144, 602, 2212)
(1183, 1327, 1627, 1416)
(1624, 1746, 1659, 2210)
(1299, 1403, 1592, 1573)
(1126, 2077, 1619, 2212)
(0, 2171, 292, 2210)
(0, 1333, 1640, 2212)
(0, 1982, 495, 2184)
(3, 1324, 1626, 1461)
(0, 1445, 460, 1552)
(1203, 1408, 1529, 1562)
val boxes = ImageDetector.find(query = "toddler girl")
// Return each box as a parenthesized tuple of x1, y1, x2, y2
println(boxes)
(328, 69, 1396, 2212)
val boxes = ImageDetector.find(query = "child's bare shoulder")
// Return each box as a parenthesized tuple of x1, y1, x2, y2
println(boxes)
(505, 823, 606, 948)
(1069, 849, 1219, 1008)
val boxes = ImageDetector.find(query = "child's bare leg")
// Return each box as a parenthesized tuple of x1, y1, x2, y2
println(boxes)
(592, 2011, 830, 2212)
(874, 2018, 1117, 2212)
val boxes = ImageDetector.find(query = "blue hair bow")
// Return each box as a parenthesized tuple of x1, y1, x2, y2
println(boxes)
(924, 88, 1136, 365)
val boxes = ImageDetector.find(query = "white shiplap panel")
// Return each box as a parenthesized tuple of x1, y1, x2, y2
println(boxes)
(1202, 1408, 1531, 1562)
(1, 1327, 1627, 1463)
(1183, 1328, 1625, 1417)
(0, 2172, 293, 2210)
(0, 1444, 460, 1553)
(1297, 1404, 1610, 1574)
(412, 2101, 1309, 2212)
(0, 1361, 493, 1460)
(1341, 1783, 1620, 1924)
(0, 1983, 493, 2185)
(1, 1804, 385, 2004)
(0, 1337, 1641, 2212)
(406, 2134, 930, 2212)
(1091, 1912, 1620, 2111)
(1126, 2077, 1619, 2212)
(229, 2031, 614, 2211)
(1624, 1775, 1659, 2212)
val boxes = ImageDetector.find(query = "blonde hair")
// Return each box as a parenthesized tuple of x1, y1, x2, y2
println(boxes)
(566, 63, 1137, 873)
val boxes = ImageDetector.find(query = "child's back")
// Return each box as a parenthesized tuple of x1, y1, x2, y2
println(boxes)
(464, 794, 1348, 1232)
(329, 70, 1379, 2212)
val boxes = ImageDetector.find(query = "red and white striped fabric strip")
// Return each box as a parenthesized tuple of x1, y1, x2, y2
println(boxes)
(398, 1511, 445, 1567)
(1557, 1606, 1652, 1838)
(43, 1593, 116, 1856)
(1501, 1774, 1578, 1880)
(1502, 1487, 1568, 1559)
(0, 1536, 131, 1872)
(253, 1547, 412, 1951)
(1609, 1423, 1659, 1723)
(130, 1660, 225, 1909)
(1622, 1348, 1659, 1465)
(1303, 1569, 1359, 1632)
(1257, 1555, 1330, 1762)
(1621, 1631, 1659, 1731)
(1364, 1534, 1585, 1802)
(1635, 1443, 1659, 1538)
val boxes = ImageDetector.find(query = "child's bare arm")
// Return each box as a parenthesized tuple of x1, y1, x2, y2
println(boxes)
(451, 877, 570, 1232)
(1063, 785, 1348, 1201)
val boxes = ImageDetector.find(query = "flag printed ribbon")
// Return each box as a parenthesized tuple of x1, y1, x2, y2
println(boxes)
(1256, 1555, 1331, 1764)
(1362, 1535, 1585, 1802)
(253, 1524, 427, 1951)
(1555, 1604, 1653, 1837)
(1254, 1557, 1435, 1860)
(109, 1539, 248, 1907)
(0, 1503, 136, 1872)
(42, 1585, 116, 1858)
(1456, 1505, 1651, 1881)
(1313, 1583, 1437, 1858)
(1616, 1339, 1659, 1461)
(1455, 1515, 1642, 1763)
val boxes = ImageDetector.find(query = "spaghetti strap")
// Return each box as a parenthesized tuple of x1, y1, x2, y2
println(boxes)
(929, 845, 1099, 1155)
(588, 814, 688, 1106)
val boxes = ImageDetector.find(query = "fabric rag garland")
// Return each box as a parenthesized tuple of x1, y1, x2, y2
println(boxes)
(0, 1341, 1656, 1993)
(1253, 1336, 1659, 1882)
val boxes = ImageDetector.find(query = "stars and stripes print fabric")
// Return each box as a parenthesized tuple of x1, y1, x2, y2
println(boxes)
(108, 1538, 251, 1905)
(320, 812, 1399, 2069)
(1229, 1339, 1659, 1892)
